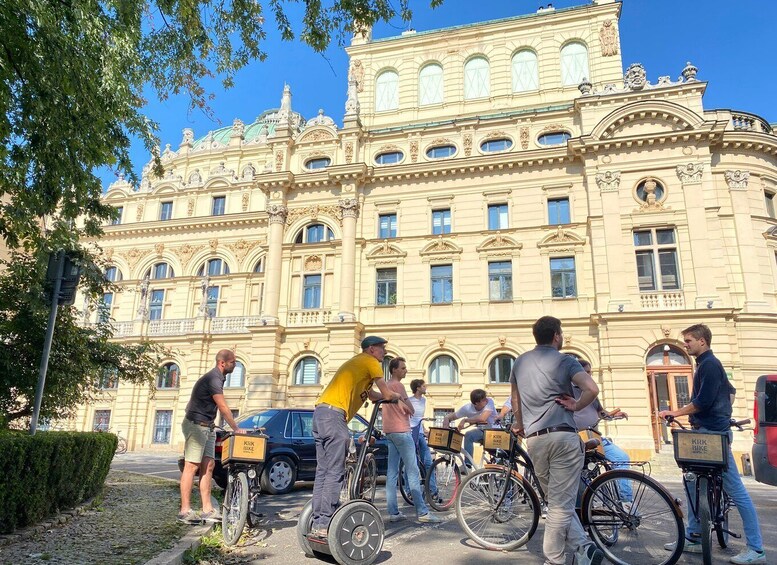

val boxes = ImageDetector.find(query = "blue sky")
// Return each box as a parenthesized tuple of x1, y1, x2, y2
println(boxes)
(107, 0, 777, 187)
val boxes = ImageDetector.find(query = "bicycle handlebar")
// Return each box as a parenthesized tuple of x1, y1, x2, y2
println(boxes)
(663, 415, 752, 432)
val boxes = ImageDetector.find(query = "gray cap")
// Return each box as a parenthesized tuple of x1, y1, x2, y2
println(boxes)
(361, 336, 388, 349)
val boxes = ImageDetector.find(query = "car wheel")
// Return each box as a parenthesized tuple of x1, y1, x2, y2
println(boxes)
(260, 455, 297, 494)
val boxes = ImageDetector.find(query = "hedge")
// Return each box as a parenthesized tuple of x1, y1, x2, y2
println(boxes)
(0, 430, 117, 534)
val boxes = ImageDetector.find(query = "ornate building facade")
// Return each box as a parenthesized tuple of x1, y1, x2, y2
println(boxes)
(76, 0, 777, 463)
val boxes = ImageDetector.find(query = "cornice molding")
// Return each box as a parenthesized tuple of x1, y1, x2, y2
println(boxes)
(98, 213, 267, 239)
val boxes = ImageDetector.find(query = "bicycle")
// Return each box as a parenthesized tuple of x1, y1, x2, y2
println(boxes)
(398, 417, 438, 506)
(220, 426, 269, 546)
(665, 415, 751, 565)
(115, 430, 128, 455)
(455, 424, 685, 564)
(341, 428, 380, 504)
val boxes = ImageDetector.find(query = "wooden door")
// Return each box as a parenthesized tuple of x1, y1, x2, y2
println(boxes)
(647, 370, 693, 452)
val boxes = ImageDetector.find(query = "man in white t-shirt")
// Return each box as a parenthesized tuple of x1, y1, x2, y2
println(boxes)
(408, 379, 439, 500)
(442, 388, 497, 463)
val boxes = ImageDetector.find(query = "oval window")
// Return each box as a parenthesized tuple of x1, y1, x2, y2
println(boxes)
(375, 151, 404, 165)
(305, 157, 331, 170)
(426, 145, 456, 159)
(537, 131, 571, 146)
(480, 138, 513, 152)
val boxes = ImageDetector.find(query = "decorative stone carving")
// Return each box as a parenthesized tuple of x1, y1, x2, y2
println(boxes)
(476, 234, 523, 256)
(725, 170, 749, 190)
(136, 275, 150, 320)
(304, 255, 323, 271)
(676, 163, 703, 184)
(104, 247, 114, 261)
(188, 169, 202, 185)
(661, 325, 671, 338)
(135, 203, 144, 222)
(599, 20, 619, 56)
(231, 118, 245, 139)
(241, 191, 250, 211)
(578, 78, 593, 95)
(208, 239, 218, 252)
(123, 248, 151, 270)
(154, 243, 164, 256)
(286, 204, 342, 226)
(595, 170, 621, 192)
(564, 334, 572, 347)
(344, 143, 354, 164)
(176, 243, 204, 269)
(463, 134, 473, 157)
(657, 75, 672, 86)
(161, 144, 175, 161)
(437, 336, 446, 348)
(419, 237, 463, 259)
(301, 130, 335, 143)
(366, 240, 407, 261)
(267, 204, 289, 225)
(345, 78, 361, 118)
(181, 128, 194, 146)
(682, 61, 698, 82)
(303, 338, 311, 350)
(348, 59, 365, 92)
(537, 227, 585, 251)
(242, 163, 255, 180)
(637, 179, 665, 211)
(226, 239, 256, 263)
(624, 63, 647, 91)
(187, 198, 195, 217)
(307, 109, 336, 128)
(197, 275, 212, 317)
(277, 84, 293, 126)
(275, 150, 284, 172)
(209, 162, 235, 178)
(338, 198, 359, 219)
(519, 127, 530, 150)
(410, 141, 419, 163)
(498, 335, 507, 346)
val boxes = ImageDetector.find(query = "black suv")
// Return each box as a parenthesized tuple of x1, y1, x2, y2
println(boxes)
(178, 408, 389, 493)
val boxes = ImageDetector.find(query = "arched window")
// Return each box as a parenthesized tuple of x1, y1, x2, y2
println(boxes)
(537, 131, 571, 146)
(375, 70, 399, 112)
(104, 266, 123, 282)
(646, 345, 690, 366)
(197, 258, 230, 277)
(225, 361, 245, 388)
(295, 223, 335, 244)
(146, 262, 174, 280)
(426, 145, 457, 159)
(375, 151, 404, 165)
(429, 355, 458, 384)
(480, 138, 513, 153)
(489, 354, 515, 383)
(512, 50, 539, 92)
(157, 363, 180, 388)
(560, 42, 589, 86)
(419, 64, 443, 105)
(294, 356, 321, 385)
(382, 355, 394, 381)
(253, 257, 265, 273)
(305, 157, 331, 170)
(464, 57, 490, 100)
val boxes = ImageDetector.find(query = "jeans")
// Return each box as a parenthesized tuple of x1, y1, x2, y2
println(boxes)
(529, 431, 590, 565)
(601, 437, 632, 501)
(311, 405, 350, 530)
(463, 428, 485, 464)
(387, 431, 430, 517)
(408, 424, 437, 495)
(683, 430, 763, 551)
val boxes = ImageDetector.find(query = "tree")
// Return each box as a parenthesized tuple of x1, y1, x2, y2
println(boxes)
(0, 0, 426, 425)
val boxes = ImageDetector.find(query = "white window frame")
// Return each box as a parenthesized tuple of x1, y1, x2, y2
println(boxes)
(419, 63, 443, 105)
(512, 50, 539, 92)
(375, 70, 399, 112)
(560, 42, 589, 86)
(464, 57, 490, 100)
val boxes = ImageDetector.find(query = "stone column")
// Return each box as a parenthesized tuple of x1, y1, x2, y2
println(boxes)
(261, 204, 287, 324)
(337, 197, 360, 322)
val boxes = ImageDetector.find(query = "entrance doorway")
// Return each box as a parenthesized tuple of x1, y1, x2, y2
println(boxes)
(646, 344, 692, 452)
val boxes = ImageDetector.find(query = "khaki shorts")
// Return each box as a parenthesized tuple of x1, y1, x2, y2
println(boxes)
(182, 418, 216, 463)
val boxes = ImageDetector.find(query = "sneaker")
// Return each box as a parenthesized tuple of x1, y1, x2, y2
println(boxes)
(664, 540, 702, 554)
(199, 509, 222, 523)
(730, 548, 767, 564)
(574, 543, 603, 565)
(389, 512, 407, 523)
(418, 513, 442, 523)
(176, 509, 200, 524)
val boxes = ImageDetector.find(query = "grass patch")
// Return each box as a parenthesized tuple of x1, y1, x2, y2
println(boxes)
(182, 530, 224, 564)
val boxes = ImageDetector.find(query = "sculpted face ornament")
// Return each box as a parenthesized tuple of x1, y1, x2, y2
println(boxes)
(624, 63, 647, 91)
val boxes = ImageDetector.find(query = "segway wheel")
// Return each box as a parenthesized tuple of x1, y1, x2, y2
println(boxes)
(296, 500, 317, 557)
(327, 501, 385, 565)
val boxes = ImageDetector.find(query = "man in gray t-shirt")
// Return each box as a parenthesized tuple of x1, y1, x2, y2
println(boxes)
(510, 316, 603, 565)
(442, 389, 497, 463)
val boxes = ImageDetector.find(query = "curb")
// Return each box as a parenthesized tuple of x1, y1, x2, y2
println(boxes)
(144, 522, 214, 565)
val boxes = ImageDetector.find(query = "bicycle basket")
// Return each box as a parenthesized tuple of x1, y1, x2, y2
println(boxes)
(578, 429, 605, 456)
(672, 429, 728, 469)
(483, 429, 512, 451)
(428, 427, 464, 453)
(221, 434, 267, 464)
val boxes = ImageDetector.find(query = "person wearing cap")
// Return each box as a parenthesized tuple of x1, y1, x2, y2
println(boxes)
(309, 336, 403, 538)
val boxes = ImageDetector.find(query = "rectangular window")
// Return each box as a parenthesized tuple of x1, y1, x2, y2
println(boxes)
(430, 264, 453, 304)
(488, 261, 513, 301)
(98, 292, 113, 323)
(206, 286, 219, 317)
(212, 196, 226, 216)
(633, 228, 680, 291)
(378, 213, 397, 238)
(303, 274, 321, 309)
(98, 368, 119, 390)
(488, 203, 508, 230)
(218, 409, 240, 428)
(548, 198, 570, 225)
(550, 257, 577, 298)
(765, 191, 776, 219)
(376, 268, 397, 306)
(159, 201, 173, 221)
(112, 206, 123, 225)
(433, 408, 454, 428)
(93, 409, 111, 431)
(149, 289, 165, 320)
(432, 209, 451, 235)
(152, 410, 173, 444)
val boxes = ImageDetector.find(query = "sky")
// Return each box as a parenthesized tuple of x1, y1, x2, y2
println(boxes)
(104, 0, 777, 187)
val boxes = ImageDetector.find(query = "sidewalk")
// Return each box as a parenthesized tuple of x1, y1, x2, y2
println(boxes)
(0, 470, 190, 565)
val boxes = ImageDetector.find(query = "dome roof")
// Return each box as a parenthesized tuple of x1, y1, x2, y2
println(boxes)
(191, 108, 306, 149)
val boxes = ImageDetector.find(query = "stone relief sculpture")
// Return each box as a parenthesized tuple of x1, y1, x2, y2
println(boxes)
(623, 63, 647, 91)
(599, 20, 619, 56)
(725, 170, 749, 190)
(344, 143, 354, 164)
(676, 163, 703, 184)
(348, 59, 365, 92)
(595, 170, 621, 192)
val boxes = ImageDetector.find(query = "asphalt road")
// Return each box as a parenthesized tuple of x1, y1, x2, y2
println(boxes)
(112, 452, 777, 564)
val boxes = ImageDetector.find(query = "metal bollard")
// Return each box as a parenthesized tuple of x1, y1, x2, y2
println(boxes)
(741, 453, 752, 476)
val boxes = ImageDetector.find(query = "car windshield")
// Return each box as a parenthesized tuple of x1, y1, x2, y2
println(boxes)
(235, 410, 277, 431)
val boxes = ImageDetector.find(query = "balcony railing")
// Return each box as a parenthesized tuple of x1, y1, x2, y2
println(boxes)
(640, 291, 685, 310)
(148, 319, 195, 336)
(730, 112, 773, 134)
(210, 316, 262, 333)
(111, 320, 137, 337)
(287, 309, 332, 326)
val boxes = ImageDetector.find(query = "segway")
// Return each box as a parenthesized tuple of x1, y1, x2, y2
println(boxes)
(297, 399, 393, 565)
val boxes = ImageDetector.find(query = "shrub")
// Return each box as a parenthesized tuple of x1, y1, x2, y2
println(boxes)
(0, 430, 116, 533)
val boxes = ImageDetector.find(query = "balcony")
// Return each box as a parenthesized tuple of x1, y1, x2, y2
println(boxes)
(210, 316, 262, 334)
(148, 319, 195, 336)
(287, 309, 332, 326)
(640, 291, 685, 310)
(730, 112, 773, 134)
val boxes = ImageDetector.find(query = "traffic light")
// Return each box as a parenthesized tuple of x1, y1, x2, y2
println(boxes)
(45, 251, 82, 306)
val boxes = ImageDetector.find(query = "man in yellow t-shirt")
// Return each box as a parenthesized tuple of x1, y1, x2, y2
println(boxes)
(310, 336, 401, 537)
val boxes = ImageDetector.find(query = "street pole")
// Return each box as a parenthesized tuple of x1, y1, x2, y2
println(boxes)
(30, 250, 64, 435)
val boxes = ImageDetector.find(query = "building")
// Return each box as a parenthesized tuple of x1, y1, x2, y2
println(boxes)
(75, 0, 777, 465)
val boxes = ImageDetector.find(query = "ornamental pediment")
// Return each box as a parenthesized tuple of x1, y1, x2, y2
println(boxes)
(297, 127, 337, 144)
(366, 241, 407, 261)
(419, 237, 463, 257)
(537, 226, 585, 248)
(476, 233, 522, 256)
(591, 100, 704, 141)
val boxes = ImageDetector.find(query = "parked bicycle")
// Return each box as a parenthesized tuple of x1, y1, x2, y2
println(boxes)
(454, 425, 685, 564)
(115, 430, 128, 455)
(398, 417, 439, 506)
(665, 415, 751, 565)
(341, 427, 381, 504)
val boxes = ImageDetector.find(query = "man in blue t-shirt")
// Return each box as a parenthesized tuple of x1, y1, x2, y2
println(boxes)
(659, 324, 765, 564)
(442, 388, 497, 464)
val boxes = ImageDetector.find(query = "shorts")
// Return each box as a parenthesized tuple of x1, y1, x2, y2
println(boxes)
(182, 418, 216, 463)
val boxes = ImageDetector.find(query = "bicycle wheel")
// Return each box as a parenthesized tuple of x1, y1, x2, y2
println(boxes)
(698, 477, 713, 565)
(716, 489, 730, 548)
(115, 437, 127, 455)
(341, 465, 353, 504)
(222, 471, 249, 546)
(359, 453, 378, 502)
(455, 467, 540, 551)
(398, 460, 413, 505)
(581, 469, 684, 565)
(427, 456, 461, 512)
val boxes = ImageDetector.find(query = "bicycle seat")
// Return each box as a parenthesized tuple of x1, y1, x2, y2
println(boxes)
(584, 437, 602, 452)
